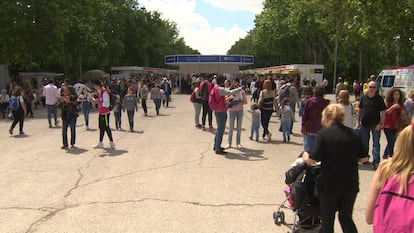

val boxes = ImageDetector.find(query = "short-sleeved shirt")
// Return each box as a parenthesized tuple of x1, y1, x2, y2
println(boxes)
(310, 123, 366, 194)
(359, 94, 386, 128)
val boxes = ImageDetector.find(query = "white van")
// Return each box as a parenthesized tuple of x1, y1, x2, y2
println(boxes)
(376, 67, 414, 98)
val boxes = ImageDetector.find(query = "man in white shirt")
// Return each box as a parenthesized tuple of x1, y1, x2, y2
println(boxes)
(42, 80, 60, 128)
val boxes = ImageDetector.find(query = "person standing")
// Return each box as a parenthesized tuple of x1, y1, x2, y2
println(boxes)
(150, 81, 161, 116)
(365, 122, 414, 232)
(404, 88, 414, 119)
(9, 86, 27, 135)
(258, 79, 275, 142)
(337, 90, 355, 128)
(0, 89, 9, 118)
(226, 78, 248, 149)
(200, 74, 214, 130)
(123, 87, 138, 132)
(91, 79, 115, 149)
(280, 97, 294, 143)
(190, 81, 203, 129)
(303, 104, 368, 233)
(301, 86, 330, 152)
(358, 81, 386, 170)
(77, 87, 93, 130)
(57, 86, 78, 149)
(381, 88, 406, 159)
(210, 75, 242, 154)
(248, 103, 261, 142)
(42, 80, 60, 128)
(139, 79, 149, 116)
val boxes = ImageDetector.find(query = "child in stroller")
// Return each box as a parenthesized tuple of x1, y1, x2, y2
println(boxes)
(274, 157, 321, 233)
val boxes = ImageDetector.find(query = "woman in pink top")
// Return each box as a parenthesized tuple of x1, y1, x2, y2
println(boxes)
(91, 79, 115, 149)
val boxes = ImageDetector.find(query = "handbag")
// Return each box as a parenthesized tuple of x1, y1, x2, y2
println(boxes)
(396, 109, 410, 132)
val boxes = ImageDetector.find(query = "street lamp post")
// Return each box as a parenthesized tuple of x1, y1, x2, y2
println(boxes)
(394, 34, 400, 66)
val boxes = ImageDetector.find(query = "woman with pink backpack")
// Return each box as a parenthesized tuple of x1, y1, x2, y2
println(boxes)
(366, 121, 414, 232)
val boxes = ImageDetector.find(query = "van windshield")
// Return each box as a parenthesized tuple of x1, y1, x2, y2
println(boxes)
(382, 75, 394, 87)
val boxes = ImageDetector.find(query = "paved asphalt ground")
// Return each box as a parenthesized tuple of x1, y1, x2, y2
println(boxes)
(0, 93, 381, 233)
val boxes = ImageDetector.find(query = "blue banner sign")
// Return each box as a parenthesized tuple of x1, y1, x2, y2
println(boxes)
(165, 55, 254, 64)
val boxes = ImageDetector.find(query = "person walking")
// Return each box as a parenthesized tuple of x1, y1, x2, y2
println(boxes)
(113, 95, 122, 130)
(358, 81, 386, 170)
(301, 86, 330, 152)
(150, 81, 161, 116)
(139, 79, 149, 116)
(248, 103, 261, 142)
(123, 87, 138, 132)
(77, 87, 93, 130)
(57, 85, 78, 149)
(160, 77, 172, 107)
(9, 86, 27, 135)
(258, 79, 275, 142)
(365, 122, 414, 232)
(226, 78, 247, 149)
(43, 80, 60, 128)
(303, 104, 368, 233)
(381, 88, 406, 159)
(279, 97, 294, 143)
(91, 79, 115, 149)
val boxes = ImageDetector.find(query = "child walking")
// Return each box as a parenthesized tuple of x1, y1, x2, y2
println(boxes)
(113, 95, 122, 130)
(123, 87, 138, 132)
(280, 97, 294, 143)
(248, 103, 261, 142)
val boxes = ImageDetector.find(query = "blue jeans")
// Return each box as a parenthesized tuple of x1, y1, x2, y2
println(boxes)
(62, 115, 77, 146)
(114, 111, 122, 129)
(127, 110, 135, 130)
(47, 104, 58, 126)
(193, 102, 202, 126)
(81, 102, 91, 127)
(303, 133, 316, 152)
(383, 128, 397, 157)
(358, 125, 381, 165)
(250, 120, 260, 141)
(214, 111, 227, 151)
(281, 119, 292, 141)
(228, 110, 243, 145)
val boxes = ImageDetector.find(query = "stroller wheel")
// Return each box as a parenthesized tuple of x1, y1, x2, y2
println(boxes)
(273, 211, 285, 225)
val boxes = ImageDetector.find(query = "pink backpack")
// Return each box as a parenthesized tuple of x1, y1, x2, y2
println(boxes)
(373, 175, 414, 233)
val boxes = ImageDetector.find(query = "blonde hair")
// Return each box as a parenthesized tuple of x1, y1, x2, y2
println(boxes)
(407, 88, 414, 99)
(337, 90, 350, 105)
(378, 123, 414, 193)
(322, 104, 345, 124)
(263, 80, 272, 91)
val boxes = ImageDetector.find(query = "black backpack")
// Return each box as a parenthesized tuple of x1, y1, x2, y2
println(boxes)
(201, 82, 209, 101)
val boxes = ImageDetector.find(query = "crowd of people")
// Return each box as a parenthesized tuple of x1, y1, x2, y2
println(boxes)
(2, 76, 175, 149)
(189, 72, 414, 232)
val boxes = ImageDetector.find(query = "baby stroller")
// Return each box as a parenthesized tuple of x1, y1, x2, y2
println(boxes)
(273, 158, 321, 233)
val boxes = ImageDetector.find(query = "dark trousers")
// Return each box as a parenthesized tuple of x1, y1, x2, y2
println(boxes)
(127, 110, 135, 130)
(10, 110, 24, 132)
(99, 113, 113, 142)
(261, 109, 273, 136)
(62, 115, 76, 146)
(163, 94, 170, 107)
(26, 103, 33, 117)
(114, 111, 121, 129)
(383, 128, 397, 157)
(202, 101, 212, 126)
(319, 192, 358, 233)
(141, 99, 147, 113)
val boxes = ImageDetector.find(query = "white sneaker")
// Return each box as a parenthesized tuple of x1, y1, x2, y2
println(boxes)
(236, 144, 243, 149)
(108, 141, 116, 149)
(225, 144, 231, 149)
(268, 133, 272, 142)
(93, 142, 104, 148)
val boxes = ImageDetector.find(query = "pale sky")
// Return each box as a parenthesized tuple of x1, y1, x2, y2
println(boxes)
(138, 0, 264, 55)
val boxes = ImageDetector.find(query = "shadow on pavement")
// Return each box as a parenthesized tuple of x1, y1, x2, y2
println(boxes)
(99, 149, 128, 157)
(66, 147, 89, 155)
(221, 148, 267, 161)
